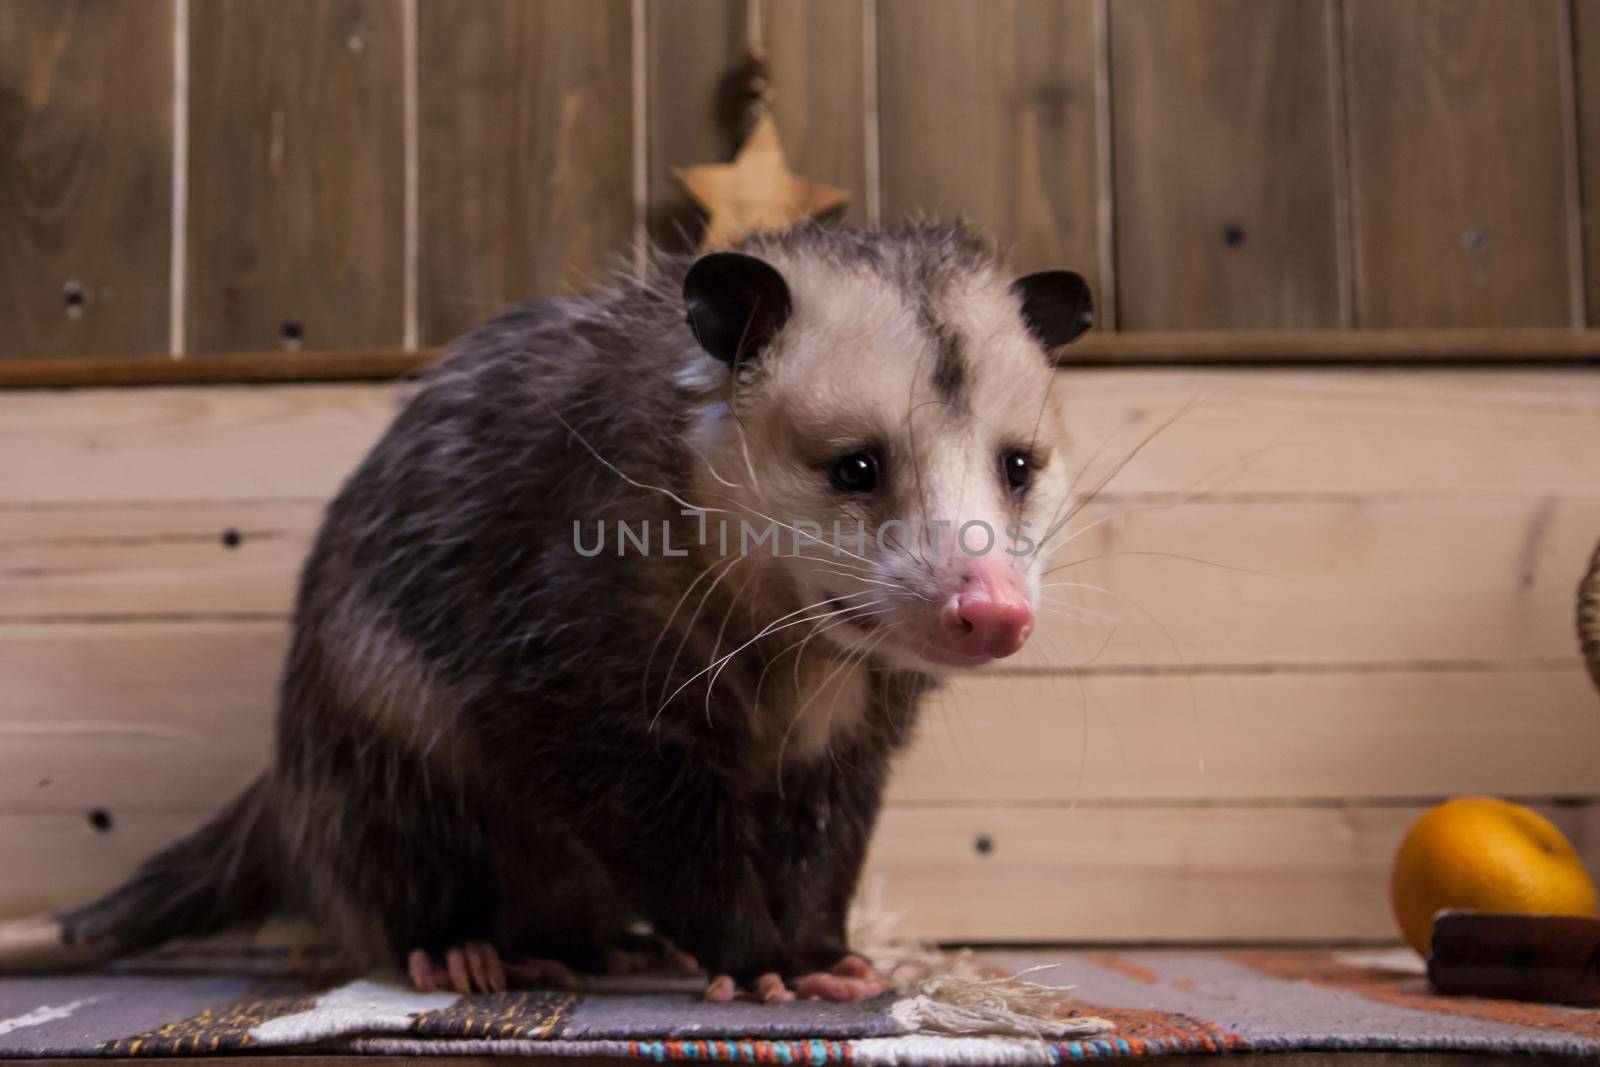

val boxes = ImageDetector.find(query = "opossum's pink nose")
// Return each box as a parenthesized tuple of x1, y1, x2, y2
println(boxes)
(936, 573, 1034, 663)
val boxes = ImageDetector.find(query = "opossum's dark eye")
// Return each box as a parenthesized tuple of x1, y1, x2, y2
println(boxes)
(1002, 450, 1032, 492)
(830, 451, 879, 493)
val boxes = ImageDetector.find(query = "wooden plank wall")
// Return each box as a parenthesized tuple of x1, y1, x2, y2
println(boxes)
(9, 0, 1600, 358)
(3, 1, 1600, 944)
(2, 371, 1598, 941)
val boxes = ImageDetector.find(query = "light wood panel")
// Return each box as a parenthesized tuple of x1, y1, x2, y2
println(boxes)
(865, 802, 1599, 941)
(0, 0, 172, 359)
(0, 503, 317, 619)
(6, 498, 1595, 670)
(14, 801, 1590, 940)
(0, 384, 403, 505)
(1343, 0, 1575, 327)
(418, 0, 635, 343)
(1109, 0, 1343, 329)
(904, 668, 1600, 803)
(0, 811, 211, 918)
(6, 372, 1599, 506)
(877, 0, 1101, 279)
(0, 623, 281, 814)
(186, 0, 405, 353)
(1019, 496, 1600, 669)
(1, 624, 1591, 813)
(2, 369, 1596, 943)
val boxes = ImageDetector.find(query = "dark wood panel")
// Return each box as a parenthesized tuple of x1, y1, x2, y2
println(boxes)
(1344, 0, 1575, 327)
(418, 0, 634, 343)
(760, 0, 866, 226)
(1111, 0, 1343, 329)
(0, 0, 172, 359)
(1573, 0, 1600, 325)
(877, 0, 1100, 282)
(187, 0, 404, 353)
(648, 1, 868, 249)
(647, 0, 745, 250)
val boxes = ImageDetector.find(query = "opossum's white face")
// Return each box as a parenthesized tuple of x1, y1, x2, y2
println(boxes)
(682, 244, 1092, 672)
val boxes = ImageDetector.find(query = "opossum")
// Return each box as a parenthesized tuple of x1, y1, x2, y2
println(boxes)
(0, 222, 1092, 1003)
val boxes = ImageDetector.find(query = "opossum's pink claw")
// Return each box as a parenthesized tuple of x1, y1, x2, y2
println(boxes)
(792, 971, 887, 1002)
(408, 948, 439, 992)
(446, 948, 474, 994)
(830, 954, 875, 979)
(704, 974, 738, 1002)
(754, 972, 797, 1003)
(465, 941, 505, 992)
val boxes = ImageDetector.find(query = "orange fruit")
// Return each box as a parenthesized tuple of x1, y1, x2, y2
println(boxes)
(1390, 797, 1598, 956)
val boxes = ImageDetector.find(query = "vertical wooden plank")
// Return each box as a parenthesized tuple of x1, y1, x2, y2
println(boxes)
(1110, 0, 1342, 330)
(418, 0, 635, 344)
(187, 0, 405, 354)
(878, 0, 1100, 282)
(1571, 0, 1600, 324)
(647, 0, 746, 249)
(646, 1, 867, 248)
(759, 0, 867, 226)
(1344, 0, 1574, 327)
(0, 0, 172, 359)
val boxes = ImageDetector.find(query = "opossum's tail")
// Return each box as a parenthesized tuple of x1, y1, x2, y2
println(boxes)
(0, 778, 279, 973)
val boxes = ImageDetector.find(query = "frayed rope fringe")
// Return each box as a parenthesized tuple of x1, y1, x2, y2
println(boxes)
(891, 966, 1113, 1040)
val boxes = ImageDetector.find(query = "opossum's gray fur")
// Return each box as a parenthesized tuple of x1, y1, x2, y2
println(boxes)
(6, 221, 1076, 986)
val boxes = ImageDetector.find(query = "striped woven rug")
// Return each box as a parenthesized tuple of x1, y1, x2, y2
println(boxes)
(0, 948, 1595, 1061)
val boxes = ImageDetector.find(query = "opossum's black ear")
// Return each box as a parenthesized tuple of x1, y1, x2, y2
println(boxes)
(1012, 270, 1094, 353)
(683, 252, 793, 366)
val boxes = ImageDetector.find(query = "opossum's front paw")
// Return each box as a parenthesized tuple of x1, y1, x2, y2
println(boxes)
(407, 943, 582, 994)
(703, 956, 886, 1004)
(408, 942, 506, 994)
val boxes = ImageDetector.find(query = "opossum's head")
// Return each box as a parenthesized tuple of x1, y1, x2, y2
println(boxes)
(680, 224, 1092, 671)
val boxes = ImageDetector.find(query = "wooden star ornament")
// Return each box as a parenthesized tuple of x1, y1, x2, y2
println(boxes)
(674, 113, 849, 249)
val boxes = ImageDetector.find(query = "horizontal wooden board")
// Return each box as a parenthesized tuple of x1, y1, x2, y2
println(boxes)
(0, 623, 279, 814)
(0, 502, 316, 618)
(1, 623, 1592, 813)
(865, 802, 1599, 941)
(5, 497, 1596, 670)
(0, 384, 402, 505)
(903, 668, 1600, 803)
(11, 802, 1593, 941)
(0, 810, 211, 918)
(16, 330, 1600, 388)
(4, 371, 1600, 506)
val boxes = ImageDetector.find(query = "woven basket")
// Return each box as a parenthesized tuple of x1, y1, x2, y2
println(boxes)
(1582, 538, 1600, 694)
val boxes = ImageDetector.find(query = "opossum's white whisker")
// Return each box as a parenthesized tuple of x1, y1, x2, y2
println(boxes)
(657, 553, 747, 710)
(643, 552, 740, 709)
(1045, 579, 1205, 774)
(695, 491, 878, 569)
(1043, 550, 1278, 580)
(772, 608, 892, 786)
(702, 599, 881, 729)
(515, 363, 729, 519)
(1036, 396, 1206, 552)
(652, 593, 877, 726)
(683, 437, 743, 489)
